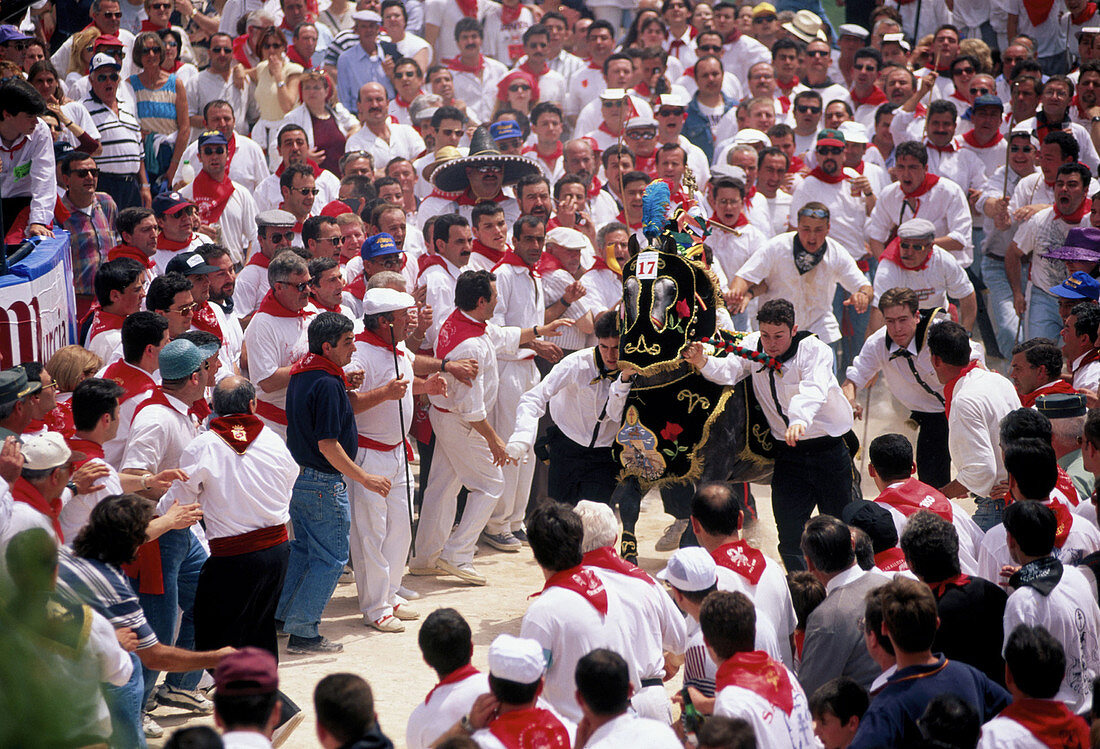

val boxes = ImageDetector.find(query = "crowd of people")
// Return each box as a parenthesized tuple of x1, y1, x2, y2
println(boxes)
(5, 0, 1100, 745)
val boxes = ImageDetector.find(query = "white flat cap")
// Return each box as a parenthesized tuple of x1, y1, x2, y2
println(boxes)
(599, 88, 628, 101)
(838, 121, 870, 144)
(898, 218, 936, 241)
(362, 288, 415, 316)
(734, 128, 769, 145)
(546, 226, 588, 250)
(657, 547, 717, 592)
(488, 634, 546, 684)
(352, 9, 381, 23)
(839, 23, 869, 39)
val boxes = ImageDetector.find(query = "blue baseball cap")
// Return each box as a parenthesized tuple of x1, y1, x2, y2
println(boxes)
(489, 120, 523, 142)
(0, 25, 31, 45)
(972, 94, 1004, 111)
(1049, 271, 1100, 301)
(360, 232, 402, 260)
(159, 339, 208, 380)
(152, 191, 195, 216)
(197, 129, 229, 148)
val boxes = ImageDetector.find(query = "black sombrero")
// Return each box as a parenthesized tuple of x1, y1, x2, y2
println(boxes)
(430, 126, 542, 193)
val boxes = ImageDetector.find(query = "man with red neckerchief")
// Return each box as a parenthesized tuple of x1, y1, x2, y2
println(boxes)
(85, 258, 147, 364)
(958, 95, 1009, 179)
(1009, 338, 1077, 407)
(711, 1, 769, 91)
(242, 251, 318, 439)
(842, 500, 912, 574)
(167, 250, 240, 379)
(254, 125, 340, 213)
(524, 103, 566, 183)
(180, 100, 270, 195)
(444, 18, 509, 124)
(100, 311, 168, 466)
(233, 209, 295, 320)
(179, 130, 258, 267)
(690, 483, 797, 668)
(702, 590, 817, 747)
(468, 202, 512, 272)
(1062, 301, 1100, 393)
(514, 27, 567, 108)
(108, 207, 159, 294)
(4, 432, 87, 545)
(418, 214, 473, 352)
(848, 48, 888, 130)
(151, 191, 207, 274)
(563, 21, 616, 126)
(706, 176, 765, 324)
(891, 96, 987, 197)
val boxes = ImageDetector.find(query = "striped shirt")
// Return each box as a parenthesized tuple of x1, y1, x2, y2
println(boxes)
(60, 192, 119, 296)
(82, 94, 144, 175)
(55, 546, 159, 649)
(129, 73, 180, 135)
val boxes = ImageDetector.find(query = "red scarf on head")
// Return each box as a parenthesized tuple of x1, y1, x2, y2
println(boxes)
(534, 251, 564, 275)
(1020, 378, 1077, 407)
(157, 233, 194, 252)
(715, 651, 794, 714)
(107, 244, 155, 269)
(850, 86, 888, 107)
(962, 129, 1004, 149)
(488, 708, 571, 749)
(102, 360, 156, 404)
(582, 546, 656, 585)
(711, 540, 767, 585)
(1073, 2, 1099, 24)
(256, 290, 310, 318)
(246, 252, 272, 270)
(425, 664, 481, 704)
(209, 413, 264, 454)
(435, 309, 487, 360)
(1021, 0, 1057, 26)
(881, 237, 932, 270)
(355, 328, 405, 357)
(88, 309, 126, 341)
(535, 565, 608, 615)
(929, 573, 972, 597)
(471, 239, 505, 265)
(11, 477, 64, 541)
(808, 166, 846, 184)
(874, 547, 909, 571)
(944, 360, 982, 419)
(999, 698, 1090, 749)
(445, 55, 486, 75)
(191, 169, 235, 224)
(275, 159, 323, 179)
(1055, 197, 1092, 224)
(457, 0, 478, 17)
(191, 302, 224, 342)
(290, 351, 348, 386)
(876, 478, 954, 522)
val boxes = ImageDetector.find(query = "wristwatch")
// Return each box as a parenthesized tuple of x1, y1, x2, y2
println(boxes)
(440, 357, 449, 373)
(460, 714, 476, 733)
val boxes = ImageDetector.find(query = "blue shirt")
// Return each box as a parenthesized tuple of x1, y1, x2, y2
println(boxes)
(850, 656, 1011, 748)
(336, 42, 395, 114)
(55, 547, 159, 649)
(286, 366, 358, 473)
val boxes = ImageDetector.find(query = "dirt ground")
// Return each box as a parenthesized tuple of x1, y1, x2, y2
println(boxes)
(148, 376, 979, 748)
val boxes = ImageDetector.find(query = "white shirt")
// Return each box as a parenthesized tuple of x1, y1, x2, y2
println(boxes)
(179, 178, 259, 266)
(1009, 172, 1056, 217)
(161, 423, 296, 539)
(99, 361, 160, 468)
(884, 0, 951, 40)
(925, 141, 988, 194)
(419, 257, 466, 350)
(745, 190, 794, 238)
(541, 266, 591, 352)
(510, 349, 628, 451)
(866, 175, 974, 266)
(428, 316, 521, 422)
(583, 713, 682, 749)
(714, 662, 818, 749)
(253, 168, 341, 214)
(978, 712, 1063, 748)
(422, 0, 486, 62)
(959, 135, 1008, 180)
(186, 69, 255, 138)
(448, 56, 510, 123)
(578, 267, 623, 315)
(565, 62, 607, 118)
(58, 452, 124, 543)
(700, 331, 855, 440)
(947, 366, 1022, 496)
(713, 545, 799, 668)
(1015, 206, 1089, 295)
(709, 222, 769, 285)
(1004, 563, 1100, 714)
(1072, 353, 1100, 393)
(406, 670, 490, 749)
(233, 262, 271, 318)
(490, 261, 543, 361)
(720, 35, 771, 89)
(121, 391, 200, 474)
(847, 316, 948, 414)
(243, 309, 313, 414)
(575, 95, 653, 140)
(221, 731, 274, 749)
(480, 2, 534, 65)
(196, 302, 244, 381)
(788, 174, 870, 260)
(87, 327, 123, 366)
(875, 487, 984, 574)
(1016, 116, 1100, 171)
(180, 133, 269, 192)
(872, 250, 975, 310)
(979, 166, 1033, 258)
(978, 509, 1100, 583)
(345, 122, 426, 172)
(735, 232, 869, 344)
(152, 234, 206, 276)
(349, 336, 415, 444)
(0, 120, 57, 229)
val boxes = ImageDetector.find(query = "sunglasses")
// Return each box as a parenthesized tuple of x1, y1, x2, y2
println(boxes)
(626, 130, 656, 139)
(657, 108, 684, 117)
(267, 231, 292, 243)
(854, 63, 877, 72)
(71, 167, 100, 177)
(100, 10, 123, 17)
(202, 146, 226, 155)
(698, 44, 722, 53)
(278, 280, 310, 292)
(173, 303, 198, 314)
(263, 42, 285, 49)
(969, 87, 991, 96)
(807, 49, 830, 57)
(474, 165, 502, 174)
(293, 187, 319, 195)
(96, 72, 120, 81)
(394, 70, 418, 79)
(211, 46, 233, 53)
(752, 15, 776, 22)
(899, 242, 929, 250)
(150, 2, 172, 8)
(323, 235, 345, 244)
(798, 207, 829, 219)
(816, 146, 843, 155)
(140, 47, 161, 55)
(796, 105, 822, 114)
(1010, 145, 1034, 153)
(509, 83, 531, 92)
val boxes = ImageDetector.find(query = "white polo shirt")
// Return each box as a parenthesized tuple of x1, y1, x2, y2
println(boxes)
(872, 249, 975, 309)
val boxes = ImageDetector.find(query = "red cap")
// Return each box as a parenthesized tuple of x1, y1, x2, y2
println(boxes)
(214, 647, 278, 696)
(94, 34, 124, 48)
(320, 199, 356, 217)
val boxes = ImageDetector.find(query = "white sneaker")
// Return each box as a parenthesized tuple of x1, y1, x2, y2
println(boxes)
(436, 558, 487, 585)
(394, 603, 420, 620)
(155, 683, 214, 714)
(397, 585, 421, 600)
(368, 614, 405, 633)
(142, 713, 164, 739)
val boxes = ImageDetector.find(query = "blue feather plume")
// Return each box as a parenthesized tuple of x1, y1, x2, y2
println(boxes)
(642, 180, 671, 240)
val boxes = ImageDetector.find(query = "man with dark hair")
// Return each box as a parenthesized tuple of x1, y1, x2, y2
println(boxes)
(683, 299, 856, 571)
(927, 320, 1021, 527)
(108, 206, 159, 291)
(85, 258, 147, 362)
(796, 515, 887, 695)
(418, 213, 472, 352)
(179, 129, 259, 266)
(900, 511, 1007, 685)
(849, 578, 1009, 748)
(406, 608, 489, 749)
(151, 192, 205, 274)
(303, 215, 343, 261)
(695, 715, 757, 749)
(809, 677, 868, 749)
(315, 673, 392, 749)
(701, 590, 816, 746)
(1063, 301, 1100, 392)
(275, 311, 390, 654)
(100, 311, 169, 466)
(468, 202, 510, 273)
(0, 76, 55, 239)
(573, 649, 681, 747)
(146, 273, 196, 340)
(276, 162, 320, 234)
(979, 625, 1091, 747)
(1002, 500, 1100, 714)
(1010, 337, 1076, 406)
(58, 151, 119, 308)
(442, 19, 508, 123)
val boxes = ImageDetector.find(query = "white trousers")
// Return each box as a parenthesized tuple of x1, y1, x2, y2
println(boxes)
(410, 409, 504, 567)
(347, 443, 411, 622)
(486, 359, 539, 535)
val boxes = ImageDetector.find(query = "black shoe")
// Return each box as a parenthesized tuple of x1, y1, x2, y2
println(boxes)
(286, 635, 343, 654)
(621, 531, 638, 565)
(275, 619, 288, 638)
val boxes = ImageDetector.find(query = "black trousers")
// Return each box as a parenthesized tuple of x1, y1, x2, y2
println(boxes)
(546, 427, 618, 506)
(97, 172, 143, 211)
(193, 541, 289, 658)
(771, 435, 854, 571)
(911, 411, 951, 490)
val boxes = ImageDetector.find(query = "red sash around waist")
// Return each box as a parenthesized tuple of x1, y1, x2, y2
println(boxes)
(208, 525, 288, 557)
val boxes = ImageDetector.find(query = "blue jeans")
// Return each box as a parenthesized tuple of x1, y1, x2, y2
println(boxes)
(136, 528, 206, 704)
(973, 497, 1005, 532)
(1027, 287, 1063, 342)
(275, 467, 350, 639)
(104, 652, 145, 748)
(981, 255, 1020, 360)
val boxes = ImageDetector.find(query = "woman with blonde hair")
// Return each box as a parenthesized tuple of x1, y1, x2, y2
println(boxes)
(959, 38, 994, 75)
(43, 346, 104, 437)
(283, 69, 358, 175)
(65, 26, 103, 92)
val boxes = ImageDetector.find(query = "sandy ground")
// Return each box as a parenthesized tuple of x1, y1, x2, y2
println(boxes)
(147, 374, 981, 748)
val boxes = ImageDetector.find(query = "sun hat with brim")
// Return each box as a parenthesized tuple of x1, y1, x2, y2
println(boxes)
(1045, 227, 1100, 263)
(838, 23, 869, 39)
(431, 126, 541, 193)
(362, 288, 415, 316)
(422, 145, 464, 184)
(782, 10, 827, 43)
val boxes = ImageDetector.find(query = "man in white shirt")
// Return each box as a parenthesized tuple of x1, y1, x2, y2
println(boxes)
(1063, 301, 1100, 393)
(890, 99, 987, 195)
(443, 18, 509, 124)
(928, 321, 1022, 529)
(179, 130, 259, 267)
(707, 175, 767, 327)
(233, 210, 295, 320)
(253, 126, 341, 214)
(418, 213, 471, 352)
(165, 250, 241, 379)
(682, 299, 856, 570)
(345, 83, 426, 170)
(186, 37, 256, 140)
(573, 649, 682, 749)
(181, 100, 268, 193)
(85, 259, 146, 364)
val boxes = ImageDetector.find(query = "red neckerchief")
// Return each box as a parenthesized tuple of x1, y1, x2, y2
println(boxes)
(164, 59, 184, 73)
(535, 565, 608, 615)
(587, 176, 602, 200)
(12, 477, 64, 541)
(500, 1, 523, 24)
(776, 75, 799, 93)
(310, 294, 341, 313)
(107, 243, 155, 269)
(344, 275, 366, 300)
(1047, 498, 1074, 548)
(715, 651, 794, 714)
(1021, 0, 1057, 26)
(256, 290, 310, 318)
(744, 185, 757, 207)
(192, 301, 225, 342)
(944, 360, 982, 419)
(157, 233, 194, 252)
(929, 573, 972, 597)
(1020, 378, 1077, 407)
(286, 44, 313, 69)
(192, 169, 235, 225)
(876, 478, 954, 522)
(394, 89, 424, 109)
(925, 139, 957, 153)
(589, 256, 614, 273)
(471, 239, 505, 265)
(209, 413, 264, 454)
(446, 54, 486, 75)
(711, 540, 767, 585)
(582, 546, 655, 585)
(1055, 466, 1080, 507)
(808, 165, 846, 184)
(1074, 347, 1100, 375)
(66, 437, 105, 468)
(425, 664, 480, 704)
(417, 253, 453, 281)
(880, 237, 932, 271)
(40, 402, 75, 438)
(456, 189, 506, 206)
(962, 129, 1004, 149)
(140, 19, 165, 31)
(523, 140, 563, 169)
(275, 159, 323, 179)
(949, 90, 970, 106)
(999, 698, 1091, 749)
(456, 0, 478, 17)
(488, 708, 571, 749)
(88, 309, 126, 341)
(355, 328, 405, 357)
(519, 59, 548, 77)
(1056, 197, 1092, 224)
(535, 252, 565, 275)
(724, 26, 741, 43)
(616, 210, 643, 230)
(597, 121, 620, 138)
(435, 309, 487, 359)
(874, 547, 909, 572)
(103, 360, 156, 404)
(850, 85, 888, 107)
(246, 252, 272, 269)
(290, 352, 349, 386)
(901, 173, 940, 216)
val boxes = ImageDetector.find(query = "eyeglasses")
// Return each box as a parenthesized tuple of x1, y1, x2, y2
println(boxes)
(395, 70, 418, 79)
(150, 2, 172, 8)
(473, 165, 502, 174)
(1010, 145, 1034, 153)
(796, 105, 821, 114)
(266, 231, 292, 243)
(816, 146, 843, 155)
(263, 42, 285, 49)
(202, 146, 226, 155)
(752, 15, 776, 22)
(140, 47, 161, 55)
(172, 303, 198, 315)
(657, 108, 684, 117)
(100, 10, 123, 17)
(626, 130, 656, 139)
(374, 255, 403, 268)
(323, 235, 344, 244)
(806, 49, 830, 57)
(509, 83, 531, 92)
(293, 187, 320, 195)
(96, 72, 120, 81)
(952, 66, 975, 76)
(277, 280, 310, 292)
(601, 99, 625, 107)
(854, 63, 877, 72)
(71, 167, 100, 177)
